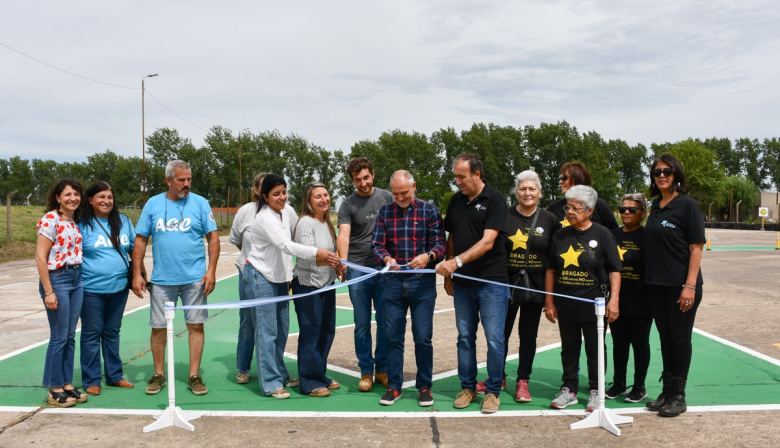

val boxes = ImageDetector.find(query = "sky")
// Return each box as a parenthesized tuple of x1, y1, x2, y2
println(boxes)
(2, 0, 779, 162)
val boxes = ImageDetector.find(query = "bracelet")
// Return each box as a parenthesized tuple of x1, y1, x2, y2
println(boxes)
(45, 291, 55, 297)
(682, 283, 696, 290)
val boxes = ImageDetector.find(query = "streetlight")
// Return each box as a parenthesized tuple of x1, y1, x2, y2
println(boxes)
(239, 128, 249, 204)
(141, 73, 158, 203)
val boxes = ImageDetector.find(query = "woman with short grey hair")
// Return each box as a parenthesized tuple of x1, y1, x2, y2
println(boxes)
(544, 185, 622, 413)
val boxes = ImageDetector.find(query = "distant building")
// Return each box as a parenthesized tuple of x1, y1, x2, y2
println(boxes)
(758, 191, 780, 221)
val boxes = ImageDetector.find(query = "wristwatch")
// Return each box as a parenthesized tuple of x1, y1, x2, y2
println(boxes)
(455, 256, 463, 268)
(428, 252, 435, 263)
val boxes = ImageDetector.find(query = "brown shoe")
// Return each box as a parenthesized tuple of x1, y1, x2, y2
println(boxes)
(309, 387, 330, 397)
(85, 385, 101, 396)
(108, 379, 134, 389)
(481, 393, 501, 414)
(374, 371, 389, 388)
(358, 374, 373, 392)
(328, 380, 341, 390)
(453, 389, 477, 409)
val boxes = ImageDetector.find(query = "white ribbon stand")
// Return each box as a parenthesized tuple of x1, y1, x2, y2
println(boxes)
(143, 301, 200, 433)
(570, 297, 633, 436)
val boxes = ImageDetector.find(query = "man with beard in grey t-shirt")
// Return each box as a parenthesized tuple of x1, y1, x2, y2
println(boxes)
(337, 157, 393, 392)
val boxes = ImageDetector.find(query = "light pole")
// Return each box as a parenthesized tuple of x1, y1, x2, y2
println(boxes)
(141, 73, 158, 203)
(239, 128, 249, 204)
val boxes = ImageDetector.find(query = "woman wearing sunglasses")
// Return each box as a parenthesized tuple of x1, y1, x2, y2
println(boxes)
(605, 193, 652, 404)
(547, 162, 618, 230)
(644, 154, 705, 417)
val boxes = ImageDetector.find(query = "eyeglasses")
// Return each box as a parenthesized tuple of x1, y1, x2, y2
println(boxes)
(563, 205, 587, 213)
(651, 168, 674, 177)
(619, 206, 639, 214)
(558, 175, 570, 182)
(164, 196, 187, 230)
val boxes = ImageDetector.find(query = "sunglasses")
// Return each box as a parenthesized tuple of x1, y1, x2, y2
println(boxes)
(558, 175, 570, 182)
(619, 206, 639, 214)
(651, 168, 674, 177)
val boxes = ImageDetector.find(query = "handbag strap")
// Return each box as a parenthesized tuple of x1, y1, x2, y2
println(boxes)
(95, 217, 130, 270)
(522, 208, 540, 266)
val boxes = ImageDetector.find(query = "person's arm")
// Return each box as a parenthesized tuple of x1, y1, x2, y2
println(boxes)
(336, 223, 351, 279)
(606, 271, 621, 323)
(544, 269, 557, 323)
(372, 209, 397, 270)
(435, 228, 499, 276)
(201, 230, 220, 295)
(229, 206, 248, 249)
(35, 235, 57, 310)
(680, 242, 704, 312)
(131, 235, 149, 298)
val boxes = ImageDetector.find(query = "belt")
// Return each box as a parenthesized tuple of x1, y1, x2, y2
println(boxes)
(56, 264, 81, 271)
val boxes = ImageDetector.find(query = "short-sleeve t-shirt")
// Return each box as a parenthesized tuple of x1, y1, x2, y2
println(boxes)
(444, 183, 508, 287)
(79, 214, 135, 294)
(547, 197, 619, 230)
(37, 212, 82, 269)
(337, 188, 393, 267)
(505, 207, 559, 302)
(611, 226, 650, 317)
(547, 223, 622, 322)
(644, 193, 705, 287)
(135, 192, 218, 285)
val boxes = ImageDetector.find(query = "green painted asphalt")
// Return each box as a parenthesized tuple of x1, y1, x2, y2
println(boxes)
(1, 275, 779, 413)
(707, 246, 776, 250)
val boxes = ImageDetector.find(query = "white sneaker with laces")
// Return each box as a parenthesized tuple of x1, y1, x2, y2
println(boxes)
(586, 390, 600, 413)
(551, 387, 578, 409)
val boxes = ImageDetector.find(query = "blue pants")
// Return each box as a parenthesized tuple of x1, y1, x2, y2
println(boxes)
(80, 289, 130, 387)
(453, 283, 509, 396)
(236, 269, 254, 373)
(292, 279, 336, 394)
(346, 266, 387, 375)
(383, 273, 436, 392)
(40, 268, 83, 388)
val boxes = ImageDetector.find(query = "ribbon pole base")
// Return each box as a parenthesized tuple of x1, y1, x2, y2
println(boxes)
(143, 406, 200, 433)
(569, 408, 633, 436)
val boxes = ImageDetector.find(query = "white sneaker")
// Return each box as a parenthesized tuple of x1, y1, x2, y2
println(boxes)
(551, 387, 578, 409)
(586, 390, 600, 413)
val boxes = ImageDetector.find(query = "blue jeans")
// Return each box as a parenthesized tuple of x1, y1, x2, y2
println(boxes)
(245, 265, 291, 395)
(383, 273, 436, 391)
(453, 282, 509, 396)
(236, 269, 254, 373)
(346, 266, 387, 375)
(40, 268, 84, 388)
(80, 289, 129, 387)
(292, 279, 336, 394)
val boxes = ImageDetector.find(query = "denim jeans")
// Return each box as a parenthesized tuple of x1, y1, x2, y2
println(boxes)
(245, 265, 291, 395)
(453, 282, 509, 396)
(80, 289, 129, 387)
(383, 273, 436, 391)
(503, 300, 544, 380)
(346, 266, 387, 375)
(40, 267, 84, 388)
(292, 279, 336, 394)
(236, 269, 254, 373)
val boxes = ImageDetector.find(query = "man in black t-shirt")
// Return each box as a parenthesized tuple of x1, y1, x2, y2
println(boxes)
(436, 154, 509, 414)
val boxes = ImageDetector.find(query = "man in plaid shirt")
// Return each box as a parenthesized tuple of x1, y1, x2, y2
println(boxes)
(371, 170, 447, 407)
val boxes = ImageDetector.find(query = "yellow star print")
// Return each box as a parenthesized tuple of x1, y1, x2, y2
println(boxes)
(509, 228, 529, 251)
(559, 245, 583, 268)
(560, 217, 571, 228)
(617, 245, 627, 262)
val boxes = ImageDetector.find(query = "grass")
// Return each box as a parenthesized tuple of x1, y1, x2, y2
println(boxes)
(0, 205, 236, 264)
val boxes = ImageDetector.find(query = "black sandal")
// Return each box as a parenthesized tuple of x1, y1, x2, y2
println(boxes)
(64, 387, 88, 404)
(48, 389, 76, 408)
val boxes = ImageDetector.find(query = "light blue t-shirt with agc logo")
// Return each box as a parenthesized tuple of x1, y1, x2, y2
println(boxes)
(135, 192, 218, 285)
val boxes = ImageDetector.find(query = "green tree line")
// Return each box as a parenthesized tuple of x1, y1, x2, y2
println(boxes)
(2, 121, 777, 219)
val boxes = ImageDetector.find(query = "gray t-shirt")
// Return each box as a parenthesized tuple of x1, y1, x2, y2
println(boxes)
(293, 216, 337, 288)
(337, 188, 393, 266)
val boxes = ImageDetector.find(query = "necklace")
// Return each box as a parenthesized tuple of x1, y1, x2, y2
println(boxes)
(164, 195, 188, 229)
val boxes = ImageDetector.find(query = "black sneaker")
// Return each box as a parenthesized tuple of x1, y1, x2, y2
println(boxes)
(624, 385, 648, 403)
(418, 388, 434, 407)
(605, 382, 628, 399)
(380, 388, 401, 406)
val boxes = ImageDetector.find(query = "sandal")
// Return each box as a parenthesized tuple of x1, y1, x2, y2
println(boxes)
(47, 389, 76, 408)
(64, 387, 88, 404)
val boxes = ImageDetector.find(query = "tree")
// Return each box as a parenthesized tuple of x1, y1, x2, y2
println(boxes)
(717, 176, 758, 221)
(763, 137, 780, 192)
(734, 138, 768, 190)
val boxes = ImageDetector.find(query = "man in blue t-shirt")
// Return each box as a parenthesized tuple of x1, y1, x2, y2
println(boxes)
(132, 160, 220, 397)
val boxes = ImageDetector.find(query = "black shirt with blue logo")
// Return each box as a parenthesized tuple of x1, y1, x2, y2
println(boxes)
(644, 193, 705, 287)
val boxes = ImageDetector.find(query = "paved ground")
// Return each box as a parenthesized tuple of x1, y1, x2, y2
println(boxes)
(1, 229, 779, 447)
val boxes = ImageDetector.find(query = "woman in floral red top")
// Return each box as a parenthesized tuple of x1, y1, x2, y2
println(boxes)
(35, 178, 87, 407)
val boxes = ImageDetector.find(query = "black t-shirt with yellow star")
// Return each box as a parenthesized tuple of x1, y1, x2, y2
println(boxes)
(506, 207, 559, 302)
(547, 223, 622, 322)
(546, 197, 619, 230)
(610, 226, 651, 318)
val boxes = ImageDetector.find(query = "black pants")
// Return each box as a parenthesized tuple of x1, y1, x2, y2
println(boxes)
(647, 284, 702, 379)
(608, 315, 652, 386)
(503, 300, 544, 380)
(558, 319, 605, 392)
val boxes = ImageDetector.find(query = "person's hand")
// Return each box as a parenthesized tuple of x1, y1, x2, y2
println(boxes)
(44, 292, 58, 310)
(384, 257, 400, 271)
(335, 264, 347, 282)
(406, 253, 429, 270)
(316, 249, 341, 267)
(436, 258, 458, 277)
(679, 285, 696, 312)
(132, 274, 146, 299)
(606, 298, 619, 323)
(544, 300, 558, 323)
(444, 275, 454, 296)
(200, 270, 216, 296)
